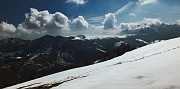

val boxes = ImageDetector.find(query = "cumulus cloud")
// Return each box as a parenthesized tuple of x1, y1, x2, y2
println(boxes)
(103, 13, 117, 30)
(72, 16, 88, 30)
(120, 22, 140, 30)
(0, 22, 16, 32)
(129, 13, 136, 17)
(20, 8, 69, 30)
(0, 22, 16, 39)
(66, 0, 86, 4)
(114, 2, 134, 15)
(138, 0, 157, 5)
(17, 8, 70, 39)
(120, 18, 162, 30)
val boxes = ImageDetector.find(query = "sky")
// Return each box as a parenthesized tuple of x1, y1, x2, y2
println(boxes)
(0, 0, 180, 39)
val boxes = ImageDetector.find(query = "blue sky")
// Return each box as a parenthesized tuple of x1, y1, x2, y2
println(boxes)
(1, 0, 180, 26)
(0, 0, 180, 39)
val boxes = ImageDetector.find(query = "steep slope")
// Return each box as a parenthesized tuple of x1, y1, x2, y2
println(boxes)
(6, 37, 180, 89)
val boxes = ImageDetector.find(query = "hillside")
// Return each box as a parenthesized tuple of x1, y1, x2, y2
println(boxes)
(5, 37, 180, 89)
(0, 35, 135, 88)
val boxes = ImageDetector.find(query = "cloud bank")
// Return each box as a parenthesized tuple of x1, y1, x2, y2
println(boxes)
(0, 8, 170, 40)
(120, 18, 162, 30)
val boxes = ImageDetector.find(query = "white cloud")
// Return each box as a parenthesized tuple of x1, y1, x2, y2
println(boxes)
(0, 22, 16, 32)
(46, 12, 70, 29)
(142, 18, 162, 25)
(72, 16, 89, 30)
(66, 0, 86, 4)
(120, 22, 140, 30)
(85, 15, 104, 25)
(138, 0, 157, 5)
(0, 22, 16, 39)
(21, 8, 69, 30)
(120, 18, 162, 30)
(103, 13, 117, 30)
(114, 2, 134, 15)
(176, 20, 180, 25)
(17, 8, 70, 39)
(129, 13, 136, 17)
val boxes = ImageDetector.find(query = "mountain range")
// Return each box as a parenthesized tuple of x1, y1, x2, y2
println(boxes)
(5, 32, 180, 89)
(1, 23, 180, 88)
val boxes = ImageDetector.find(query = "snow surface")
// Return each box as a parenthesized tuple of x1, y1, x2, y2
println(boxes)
(5, 37, 180, 89)
(136, 39, 148, 44)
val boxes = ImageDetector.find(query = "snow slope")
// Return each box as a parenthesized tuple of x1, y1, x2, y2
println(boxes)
(5, 37, 180, 89)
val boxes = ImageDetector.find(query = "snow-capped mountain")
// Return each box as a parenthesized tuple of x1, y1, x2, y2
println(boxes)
(6, 37, 180, 89)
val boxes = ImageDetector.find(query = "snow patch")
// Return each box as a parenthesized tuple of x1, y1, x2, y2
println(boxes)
(136, 39, 148, 44)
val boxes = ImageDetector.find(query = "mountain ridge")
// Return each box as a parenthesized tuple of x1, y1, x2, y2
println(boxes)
(5, 37, 180, 89)
(0, 35, 135, 88)
(1, 23, 180, 88)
